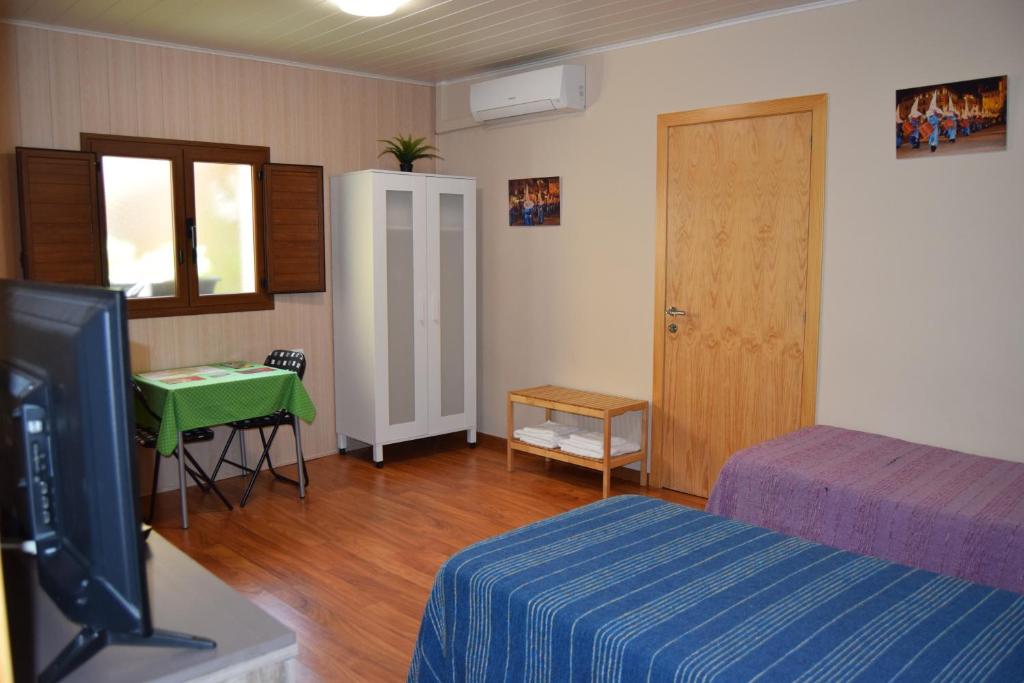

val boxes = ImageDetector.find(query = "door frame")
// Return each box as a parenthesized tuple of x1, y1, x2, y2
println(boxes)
(649, 93, 828, 491)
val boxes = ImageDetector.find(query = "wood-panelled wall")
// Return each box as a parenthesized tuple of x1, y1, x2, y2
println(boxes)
(0, 23, 436, 491)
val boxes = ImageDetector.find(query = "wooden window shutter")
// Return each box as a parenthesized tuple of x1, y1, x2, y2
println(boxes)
(16, 148, 103, 285)
(262, 163, 325, 293)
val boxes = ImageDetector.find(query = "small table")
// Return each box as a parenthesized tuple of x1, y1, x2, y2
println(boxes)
(507, 385, 649, 498)
(134, 363, 317, 529)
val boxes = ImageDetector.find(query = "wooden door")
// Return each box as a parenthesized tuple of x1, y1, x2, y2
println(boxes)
(652, 95, 826, 497)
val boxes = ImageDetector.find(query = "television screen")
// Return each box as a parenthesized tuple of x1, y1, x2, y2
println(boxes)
(0, 280, 149, 642)
(1, 280, 214, 681)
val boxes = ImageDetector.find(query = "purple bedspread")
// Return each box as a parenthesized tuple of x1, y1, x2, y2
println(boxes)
(706, 425, 1024, 594)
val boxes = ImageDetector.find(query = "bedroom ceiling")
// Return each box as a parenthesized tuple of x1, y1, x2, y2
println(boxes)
(0, 0, 828, 83)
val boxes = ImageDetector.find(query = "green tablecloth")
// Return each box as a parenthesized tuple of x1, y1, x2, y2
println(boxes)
(134, 363, 317, 455)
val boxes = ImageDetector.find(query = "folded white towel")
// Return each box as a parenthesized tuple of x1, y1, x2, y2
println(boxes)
(557, 431, 639, 458)
(559, 442, 639, 458)
(518, 421, 578, 440)
(562, 431, 635, 450)
(557, 442, 599, 459)
(513, 429, 560, 449)
(557, 443, 606, 459)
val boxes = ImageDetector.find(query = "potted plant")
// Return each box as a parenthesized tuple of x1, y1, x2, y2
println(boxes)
(377, 135, 442, 172)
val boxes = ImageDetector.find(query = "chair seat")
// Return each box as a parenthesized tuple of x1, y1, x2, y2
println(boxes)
(135, 426, 216, 450)
(228, 411, 294, 431)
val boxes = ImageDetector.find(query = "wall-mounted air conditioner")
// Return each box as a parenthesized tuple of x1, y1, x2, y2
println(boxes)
(470, 64, 586, 122)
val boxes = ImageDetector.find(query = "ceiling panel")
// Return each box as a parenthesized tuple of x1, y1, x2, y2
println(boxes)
(0, 0, 829, 82)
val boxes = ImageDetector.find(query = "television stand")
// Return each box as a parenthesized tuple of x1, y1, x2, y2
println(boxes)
(41, 626, 215, 683)
(34, 533, 297, 682)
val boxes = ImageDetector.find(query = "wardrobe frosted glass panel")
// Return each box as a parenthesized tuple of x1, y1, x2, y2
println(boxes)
(386, 189, 416, 426)
(439, 193, 465, 417)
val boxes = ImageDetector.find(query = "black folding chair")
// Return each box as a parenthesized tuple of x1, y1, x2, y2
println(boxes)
(132, 382, 233, 523)
(209, 350, 309, 507)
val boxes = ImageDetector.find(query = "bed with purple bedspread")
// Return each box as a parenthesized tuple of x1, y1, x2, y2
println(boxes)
(706, 425, 1024, 594)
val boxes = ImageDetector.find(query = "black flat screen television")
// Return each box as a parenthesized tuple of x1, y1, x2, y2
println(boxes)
(0, 280, 213, 682)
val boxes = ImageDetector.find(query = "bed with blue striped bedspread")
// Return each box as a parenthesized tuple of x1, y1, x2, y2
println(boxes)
(408, 495, 1024, 682)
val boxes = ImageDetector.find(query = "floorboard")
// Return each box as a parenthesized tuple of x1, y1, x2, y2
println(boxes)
(148, 435, 705, 682)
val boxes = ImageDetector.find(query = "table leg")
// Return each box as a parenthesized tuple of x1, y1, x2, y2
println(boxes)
(640, 408, 649, 488)
(543, 407, 551, 468)
(506, 397, 514, 473)
(602, 414, 612, 499)
(239, 431, 248, 472)
(177, 431, 189, 529)
(293, 415, 306, 499)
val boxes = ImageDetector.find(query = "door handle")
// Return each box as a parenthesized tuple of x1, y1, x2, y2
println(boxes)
(666, 306, 687, 317)
(186, 217, 197, 264)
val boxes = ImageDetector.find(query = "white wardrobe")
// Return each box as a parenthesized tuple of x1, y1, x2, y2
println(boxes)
(331, 170, 476, 466)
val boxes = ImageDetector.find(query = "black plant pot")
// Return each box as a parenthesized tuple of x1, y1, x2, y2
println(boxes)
(399, 161, 414, 172)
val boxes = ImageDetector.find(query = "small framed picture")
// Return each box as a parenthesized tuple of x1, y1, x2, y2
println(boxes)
(896, 75, 1006, 158)
(509, 177, 560, 226)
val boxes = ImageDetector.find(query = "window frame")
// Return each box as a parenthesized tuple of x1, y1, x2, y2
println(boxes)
(81, 133, 273, 319)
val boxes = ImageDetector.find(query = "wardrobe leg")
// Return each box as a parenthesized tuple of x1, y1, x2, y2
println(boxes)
(372, 444, 384, 469)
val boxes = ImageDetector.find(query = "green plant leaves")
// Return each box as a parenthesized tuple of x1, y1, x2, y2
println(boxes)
(377, 134, 443, 163)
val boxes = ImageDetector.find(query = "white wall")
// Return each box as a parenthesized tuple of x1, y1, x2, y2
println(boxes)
(437, 0, 1024, 462)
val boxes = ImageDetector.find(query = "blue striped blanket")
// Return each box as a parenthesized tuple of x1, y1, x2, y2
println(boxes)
(408, 495, 1024, 682)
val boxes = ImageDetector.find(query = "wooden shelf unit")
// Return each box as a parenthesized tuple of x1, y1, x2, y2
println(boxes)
(506, 385, 649, 498)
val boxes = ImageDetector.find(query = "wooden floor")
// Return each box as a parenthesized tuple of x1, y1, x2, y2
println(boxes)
(150, 435, 705, 682)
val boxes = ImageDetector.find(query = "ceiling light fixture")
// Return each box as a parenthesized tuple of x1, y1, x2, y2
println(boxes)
(332, 0, 408, 17)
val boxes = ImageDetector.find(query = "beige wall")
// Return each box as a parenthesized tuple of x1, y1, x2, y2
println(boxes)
(0, 24, 435, 491)
(437, 0, 1024, 462)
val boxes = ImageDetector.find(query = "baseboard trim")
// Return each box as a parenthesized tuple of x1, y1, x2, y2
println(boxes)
(475, 432, 506, 451)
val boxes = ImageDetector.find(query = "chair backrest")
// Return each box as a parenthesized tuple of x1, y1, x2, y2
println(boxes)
(264, 349, 306, 380)
(132, 380, 162, 422)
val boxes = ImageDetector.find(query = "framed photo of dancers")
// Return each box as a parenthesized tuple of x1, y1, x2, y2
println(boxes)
(896, 75, 1007, 159)
(509, 176, 561, 226)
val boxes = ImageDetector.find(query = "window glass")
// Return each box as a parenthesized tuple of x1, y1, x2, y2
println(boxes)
(193, 162, 257, 296)
(439, 193, 464, 417)
(101, 156, 177, 298)
(386, 189, 415, 426)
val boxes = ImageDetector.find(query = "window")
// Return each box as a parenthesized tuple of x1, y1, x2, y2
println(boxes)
(16, 136, 326, 318)
(83, 135, 271, 318)
(192, 161, 258, 296)
(100, 155, 179, 298)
